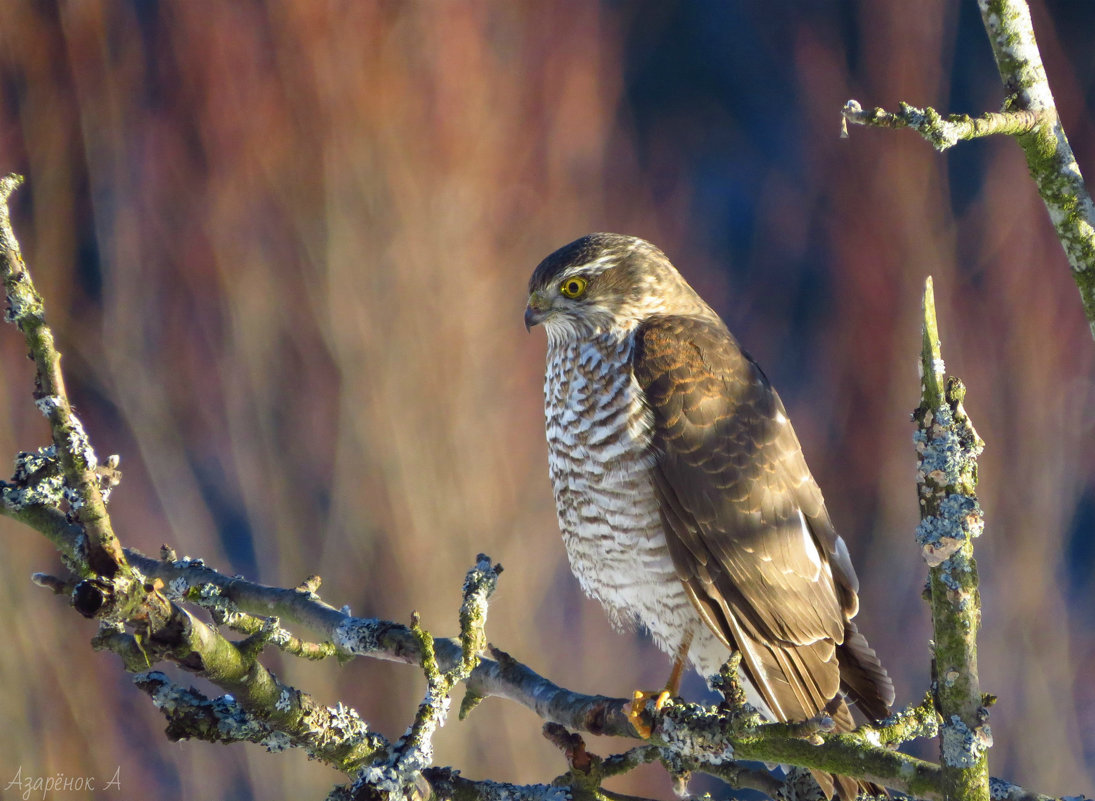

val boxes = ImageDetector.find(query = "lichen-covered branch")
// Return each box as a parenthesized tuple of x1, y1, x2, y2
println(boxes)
(1, 493, 1049, 801)
(840, 100, 1042, 151)
(0, 176, 385, 777)
(143, 551, 950, 797)
(912, 278, 991, 801)
(93, 600, 388, 772)
(342, 557, 501, 800)
(0, 175, 128, 577)
(133, 671, 289, 748)
(7, 496, 950, 798)
(541, 724, 787, 801)
(132, 670, 387, 768)
(977, 0, 1095, 339)
(1, 460, 86, 562)
(172, 564, 338, 661)
(842, 2, 1095, 339)
(869, 691, 940, 749)
(645, 697, 942, 799)
(415, 768, 572, 801)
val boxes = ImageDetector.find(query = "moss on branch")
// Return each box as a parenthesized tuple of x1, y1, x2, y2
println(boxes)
(913, 279, 991, 801)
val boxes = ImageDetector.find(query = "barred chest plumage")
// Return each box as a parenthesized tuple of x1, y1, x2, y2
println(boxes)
(542, 330, 712, 663)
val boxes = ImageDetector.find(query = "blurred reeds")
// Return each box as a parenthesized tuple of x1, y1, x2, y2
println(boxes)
(0, 3, 1090, 798)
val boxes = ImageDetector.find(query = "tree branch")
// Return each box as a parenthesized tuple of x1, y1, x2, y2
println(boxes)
(842, 0, 1095, 339)
(338, 557, 501, 800)
(0, 175, 128, 576)
(841, 100, 1042, 151)
(94, 599, 389, 772)
(977, 0, 1095, 339)
(2, 486, 1065, 800)
(913, 278, 991, 801)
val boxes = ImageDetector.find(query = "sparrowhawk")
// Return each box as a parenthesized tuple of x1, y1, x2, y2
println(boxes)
(525, 233, 894, 800)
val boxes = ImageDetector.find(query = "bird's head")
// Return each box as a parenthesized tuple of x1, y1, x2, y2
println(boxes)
(525, 233, 706, 343)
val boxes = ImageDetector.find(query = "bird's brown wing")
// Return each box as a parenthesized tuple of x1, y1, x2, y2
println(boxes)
(631, 314, 892, 730)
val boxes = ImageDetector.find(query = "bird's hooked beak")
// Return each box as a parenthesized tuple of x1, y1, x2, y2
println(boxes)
(524, 290, 549, 331)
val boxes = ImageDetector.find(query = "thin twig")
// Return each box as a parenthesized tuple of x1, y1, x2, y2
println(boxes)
(841, 100, 1042, 151)
(0, 174, 128, 577)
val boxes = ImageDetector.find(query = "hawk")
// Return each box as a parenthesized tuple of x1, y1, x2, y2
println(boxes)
(525, 233, 893, 800)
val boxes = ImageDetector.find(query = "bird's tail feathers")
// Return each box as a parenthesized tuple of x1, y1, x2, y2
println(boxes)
(836, 622, 894, 723)
(734, 627, 890, 800)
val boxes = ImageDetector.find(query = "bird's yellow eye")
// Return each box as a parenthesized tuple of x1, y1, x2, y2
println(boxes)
(559, 276, 587, 299)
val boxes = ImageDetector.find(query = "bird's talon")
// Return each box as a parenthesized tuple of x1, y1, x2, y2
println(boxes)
(628, 689, 672, 738)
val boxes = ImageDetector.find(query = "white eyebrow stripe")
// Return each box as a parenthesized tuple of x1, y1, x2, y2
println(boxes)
(560, 253, 618, 280)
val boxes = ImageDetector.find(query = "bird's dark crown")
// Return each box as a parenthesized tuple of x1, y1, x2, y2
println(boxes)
(528, 233, 666, 295)
(526, 233, 718, 338)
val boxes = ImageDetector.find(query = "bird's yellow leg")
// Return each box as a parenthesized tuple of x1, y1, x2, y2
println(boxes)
(628, 627, 695, 737)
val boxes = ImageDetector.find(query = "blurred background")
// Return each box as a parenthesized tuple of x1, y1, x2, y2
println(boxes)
(0, 2, 1092, 799)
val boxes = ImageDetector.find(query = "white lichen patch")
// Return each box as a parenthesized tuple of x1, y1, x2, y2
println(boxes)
(261, 731, 292, 753)
(940, 714, 992, 768)
(276, 689, 294, 713)
(326, 702, 360, 729)
(167, 576, 189, 599)
(34, 395, 63, 418)
(354, 764, 405, 797)
(171, 556, 206, 569)
(139, 673, 177, 711)
(3, 288, 34, 323)
(334, 617, 384, 655)
(267, 625, 292, 649)
(64, 415, 97, 470)
(658, 701, 736, 765)
(3, 447, 66, 510)
(61, 485, 85, 511)
(988, 776, 1040, 800)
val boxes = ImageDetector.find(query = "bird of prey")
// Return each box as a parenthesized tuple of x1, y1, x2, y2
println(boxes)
(525, 233, 894, 800)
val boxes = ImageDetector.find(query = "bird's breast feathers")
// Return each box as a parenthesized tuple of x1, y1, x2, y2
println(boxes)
(542, 333, 686, 626)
